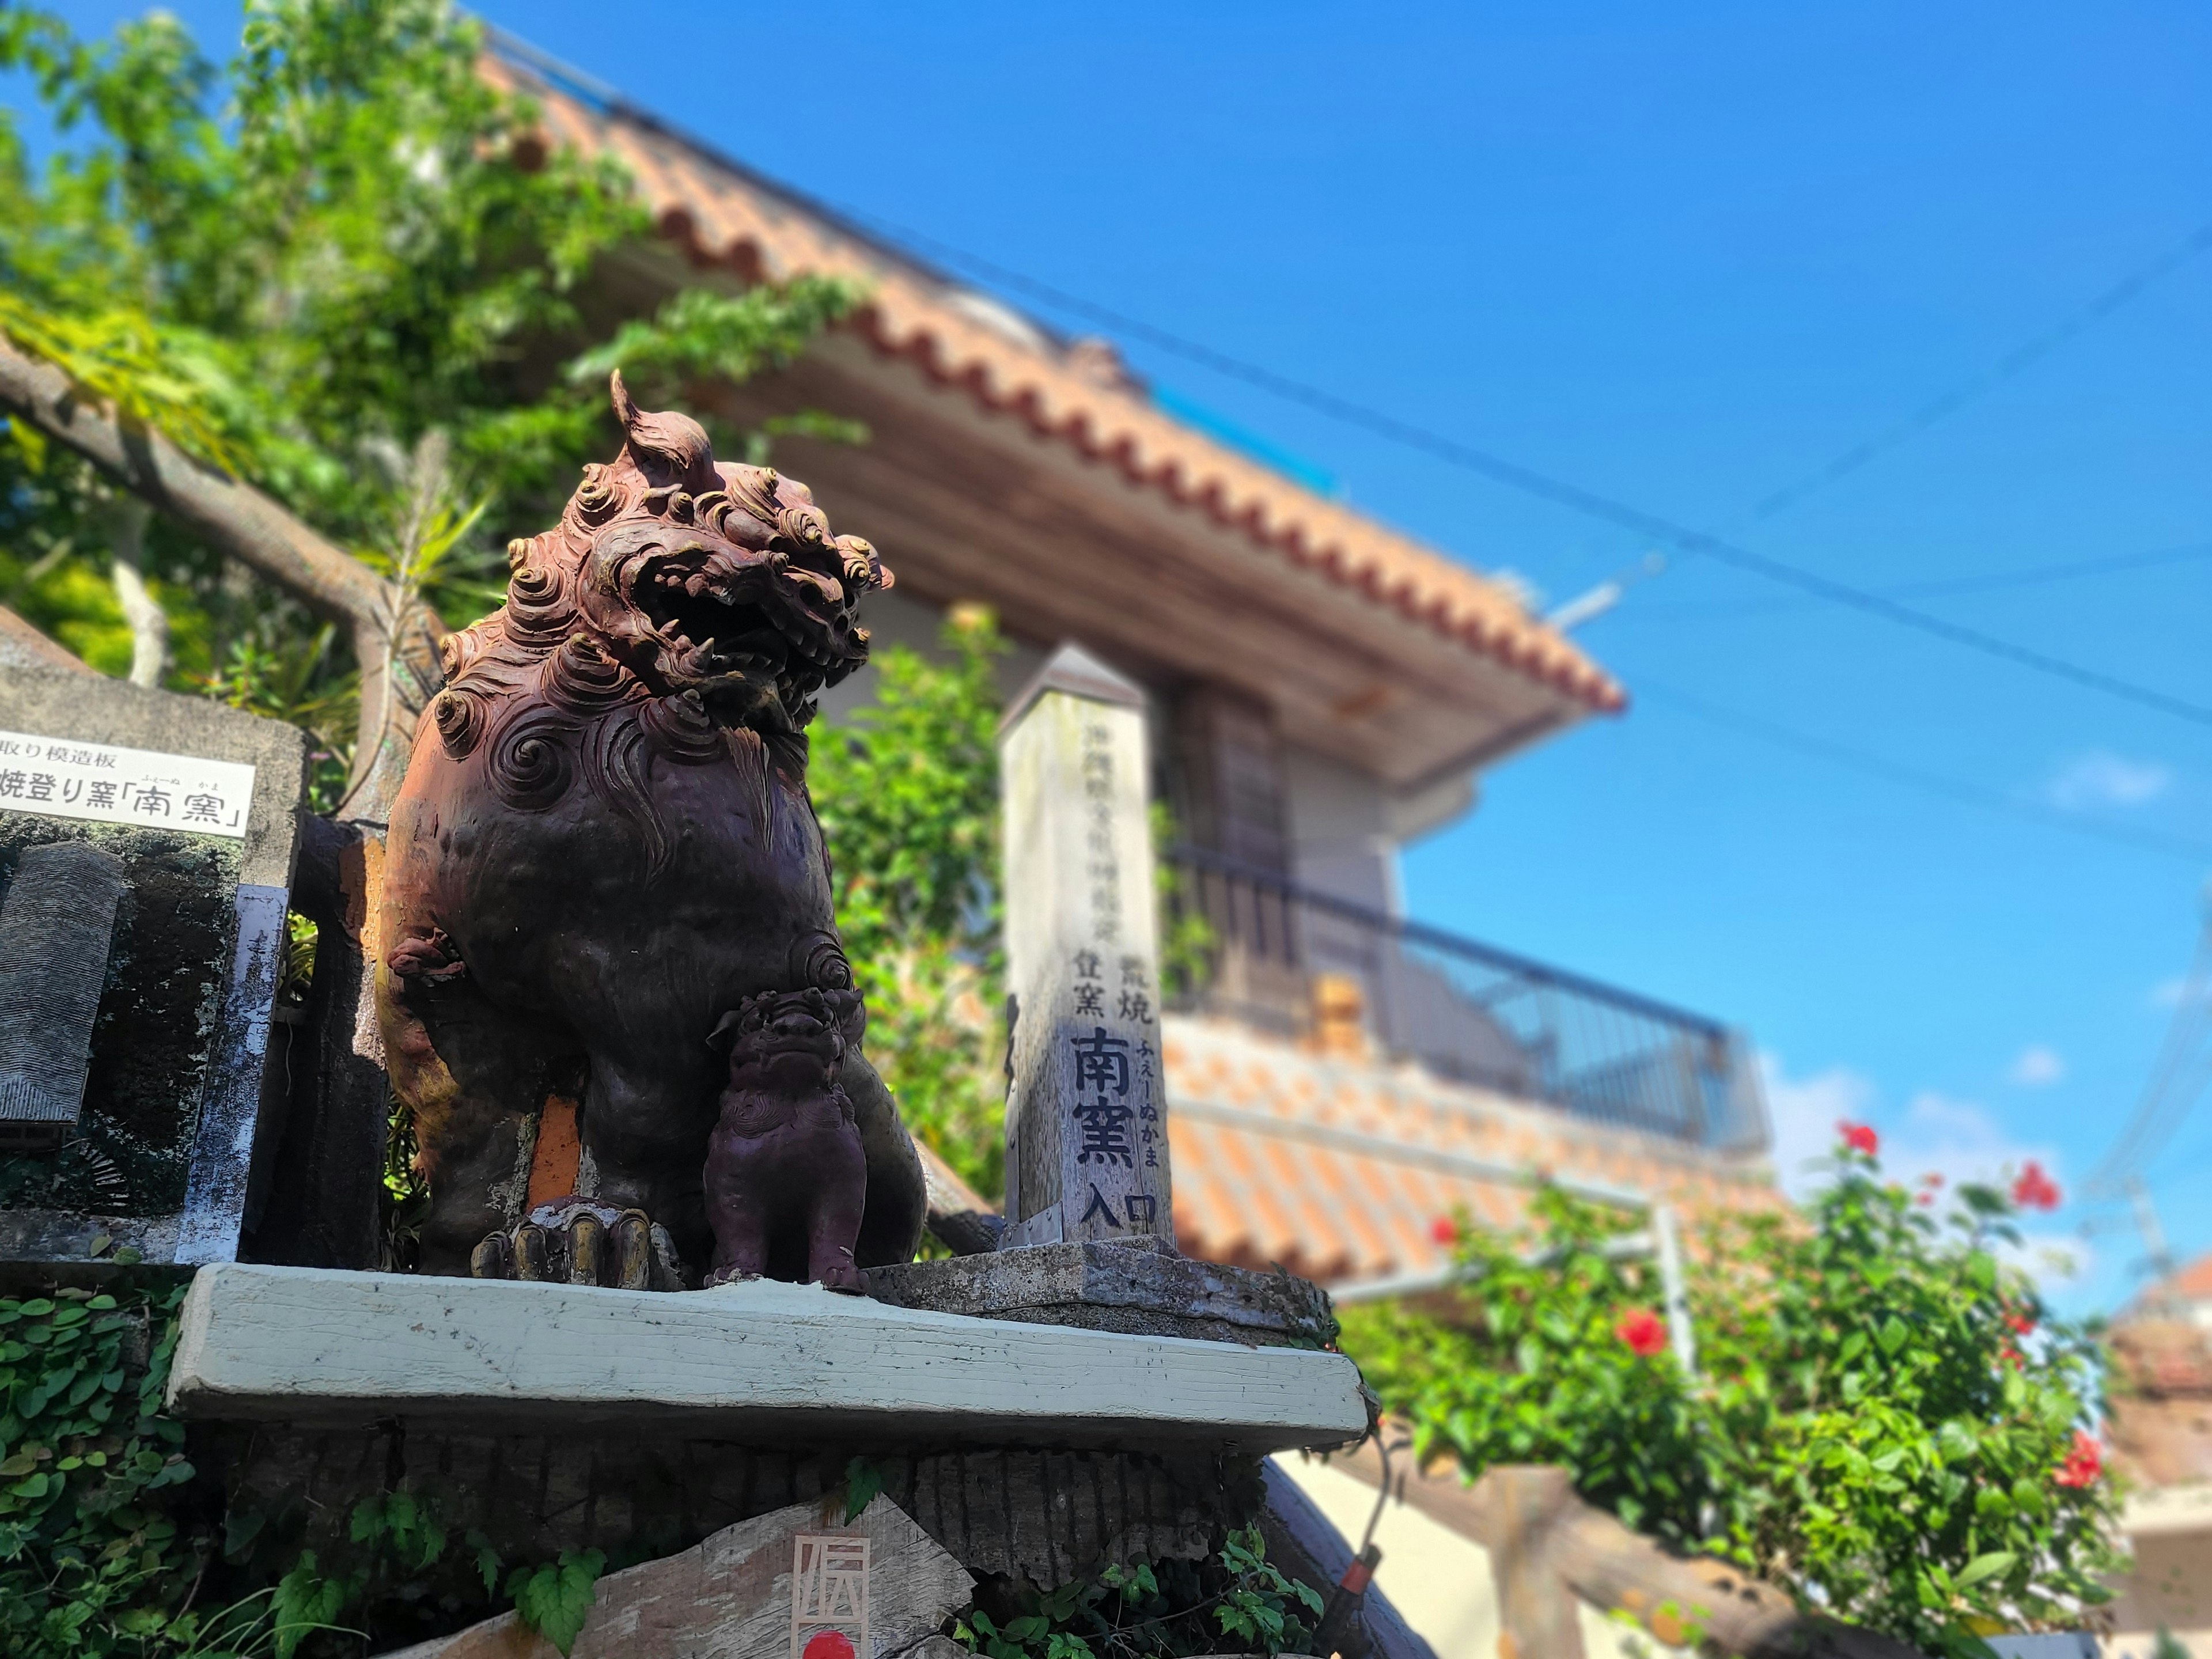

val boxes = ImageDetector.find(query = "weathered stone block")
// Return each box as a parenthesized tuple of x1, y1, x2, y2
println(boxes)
(213, 1426, 1240, 1592)
(0, 665, 308, 1271)
(864, 1237, 1337, 1349)
(165, 1264, 1368, 1452)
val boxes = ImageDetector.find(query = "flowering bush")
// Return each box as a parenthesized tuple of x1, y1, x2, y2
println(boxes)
(1339, 1137, 2124, 1657)
(1615, 1308, 1668, 1358)
(2012, 1161, 2062, 1212)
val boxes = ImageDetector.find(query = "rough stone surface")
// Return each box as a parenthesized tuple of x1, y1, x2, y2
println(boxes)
(0, 666, 307, 1269)
(215, 1424, 1244, 1588)
(0, 841, 127, 1147)
(374, 1493, 971, 1659)
(166, 1264, 1369, 1451)
(865, 1238, 1338, 1349)
(999, 646, 1173, 1248)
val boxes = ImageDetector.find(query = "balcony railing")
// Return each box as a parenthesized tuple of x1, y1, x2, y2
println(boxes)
(1161, 845, 1769, 1152)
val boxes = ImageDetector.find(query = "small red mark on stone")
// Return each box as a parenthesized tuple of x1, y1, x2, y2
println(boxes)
(803, 1631, 856, 1659)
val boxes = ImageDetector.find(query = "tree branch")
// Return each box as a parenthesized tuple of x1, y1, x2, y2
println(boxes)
(0, 331, 444, 820)
(107, 496, 167, 688)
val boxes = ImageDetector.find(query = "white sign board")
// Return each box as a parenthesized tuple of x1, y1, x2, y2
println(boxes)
(0, 729, 255, 839)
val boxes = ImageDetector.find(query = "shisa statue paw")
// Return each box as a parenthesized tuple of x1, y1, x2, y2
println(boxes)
(468, 1197, 688, 1291)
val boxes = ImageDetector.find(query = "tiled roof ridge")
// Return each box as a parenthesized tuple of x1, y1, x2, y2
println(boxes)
(481, 51, 1627, 715)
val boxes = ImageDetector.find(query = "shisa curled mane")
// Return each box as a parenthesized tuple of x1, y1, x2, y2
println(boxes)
(419, 373, 889, 877)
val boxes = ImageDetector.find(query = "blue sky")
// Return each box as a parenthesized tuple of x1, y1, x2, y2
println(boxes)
(47, 2, 2212, 1313)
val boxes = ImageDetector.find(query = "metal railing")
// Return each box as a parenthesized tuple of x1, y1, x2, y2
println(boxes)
(1161, 845, 1769, 1152)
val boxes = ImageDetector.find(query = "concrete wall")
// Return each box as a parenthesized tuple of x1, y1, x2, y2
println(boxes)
(1281, 746, 1402, 914)
(824, 588, 1484, 921)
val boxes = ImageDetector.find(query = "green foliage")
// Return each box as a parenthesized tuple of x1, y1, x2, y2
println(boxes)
(840, 1455, 884, 1524)
(504, 1550, 605, 1657)
(0, 1280, 226, 1659)
(0, 1281, 619, 1656)
(952, 1528, 1320, 1659)
(268, 1554, 352, 1658)
(0, 1, 855, 743)
(809, 607, 1008, 1198)
(1339, 1141, 2127, 1656)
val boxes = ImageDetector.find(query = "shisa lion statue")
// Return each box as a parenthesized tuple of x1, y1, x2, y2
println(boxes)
(377, 374, 926, 1290)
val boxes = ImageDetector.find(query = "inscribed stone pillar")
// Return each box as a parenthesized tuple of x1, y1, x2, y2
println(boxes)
(999, 644, 1173, 1248)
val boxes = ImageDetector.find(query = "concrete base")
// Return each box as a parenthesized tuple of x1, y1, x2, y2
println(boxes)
(166, 1263, 1365, 1453)
(863, 1238, 1337, 1348)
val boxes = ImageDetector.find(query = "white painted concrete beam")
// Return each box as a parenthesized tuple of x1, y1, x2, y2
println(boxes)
(166, 1264, 1368, 1453)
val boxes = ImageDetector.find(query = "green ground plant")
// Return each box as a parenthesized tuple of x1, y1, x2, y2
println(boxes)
(809, 607, 1009, 1198)
(953, 1527, 1321, 1659)
(0, 1279, 630, 1659)
(1339, 1130, 2125, 1656)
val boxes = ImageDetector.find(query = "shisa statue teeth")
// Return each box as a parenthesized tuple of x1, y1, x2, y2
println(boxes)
(377, 373, 924, 1290)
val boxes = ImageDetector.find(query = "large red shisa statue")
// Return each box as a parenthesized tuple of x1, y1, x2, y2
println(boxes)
(376, 375, 926, 1289)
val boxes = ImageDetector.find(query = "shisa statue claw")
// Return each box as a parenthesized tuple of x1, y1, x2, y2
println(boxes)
(377, 374, 927, 1287)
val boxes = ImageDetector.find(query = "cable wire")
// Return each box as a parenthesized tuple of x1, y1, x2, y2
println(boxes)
(2090, 898, 2212, 1198)
(1745, 221, 2212, 524)
(1634, 676, 2212, 865)
(1614, 536, 2212, 621)
(847, 209, 2212, 727)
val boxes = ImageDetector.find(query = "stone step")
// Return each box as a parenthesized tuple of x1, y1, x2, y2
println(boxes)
(166, 1263, 1367, 1453)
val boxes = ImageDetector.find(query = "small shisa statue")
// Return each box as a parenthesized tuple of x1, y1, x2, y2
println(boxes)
(377, 375, 926, 1288)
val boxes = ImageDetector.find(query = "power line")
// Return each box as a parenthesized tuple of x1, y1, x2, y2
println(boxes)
(2090, 890, 2212, 1199)
(1633, 676, 2212, 865)
(1745, 221, 2212, 524)
(1613, 536, 2212, 621)
(846, 207, 2212, 728)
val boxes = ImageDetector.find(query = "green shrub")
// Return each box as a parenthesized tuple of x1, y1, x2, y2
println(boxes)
(953, 1527, 1321, 1659)
(810, 607, 1009, 1199)
(1339, 1131, 2124, 1656)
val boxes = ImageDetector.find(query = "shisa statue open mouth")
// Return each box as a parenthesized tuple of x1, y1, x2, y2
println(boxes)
(574, 438, 888, 734)
(377, 374, 926, 1291)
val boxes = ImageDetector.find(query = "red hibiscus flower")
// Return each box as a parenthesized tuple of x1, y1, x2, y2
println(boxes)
(2054, 1430, 2102, 1489)
(1616, 1308, 1668, 1358)
(2005, 1309, 2036, 1336)
(1838, 1120, 1879, 1157)
(1430, 1216, 1458, 1245)
(2012, 1161, 2061, 1211)
(1919, 1172, 1945, 1188)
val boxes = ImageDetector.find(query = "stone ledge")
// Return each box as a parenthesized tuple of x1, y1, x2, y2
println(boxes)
(166, 1264, 1366, 1453)
(863, 1240, 1337, 1348)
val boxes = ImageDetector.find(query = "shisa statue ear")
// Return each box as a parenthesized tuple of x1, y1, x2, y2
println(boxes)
(609, 369, 722, 494)
(706, 1008, 747, 1055)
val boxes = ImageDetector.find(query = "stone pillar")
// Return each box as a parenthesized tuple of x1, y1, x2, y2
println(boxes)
(999, 644, 1173, 1249)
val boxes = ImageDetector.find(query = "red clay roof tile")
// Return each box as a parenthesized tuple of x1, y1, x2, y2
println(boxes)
(484, 55, 1625, 715)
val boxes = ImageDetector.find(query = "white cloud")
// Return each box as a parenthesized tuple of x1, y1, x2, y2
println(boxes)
(2152, 975, 2212, 1009)
(1758, 1056, 1875, 1199)
(2045, 751, 2171, 810)
(2008, 1044, 2066, 1086)
(1757, 1058, 2088, 1289)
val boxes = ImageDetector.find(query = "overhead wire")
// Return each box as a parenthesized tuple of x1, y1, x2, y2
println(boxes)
(1612, 536, 2212, 621)
(2088, 896, 2212, 1199)
(1744, 221, 2212, 525)
(1632, 677, 2212, 865)
(843, 207, 2212, 727)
